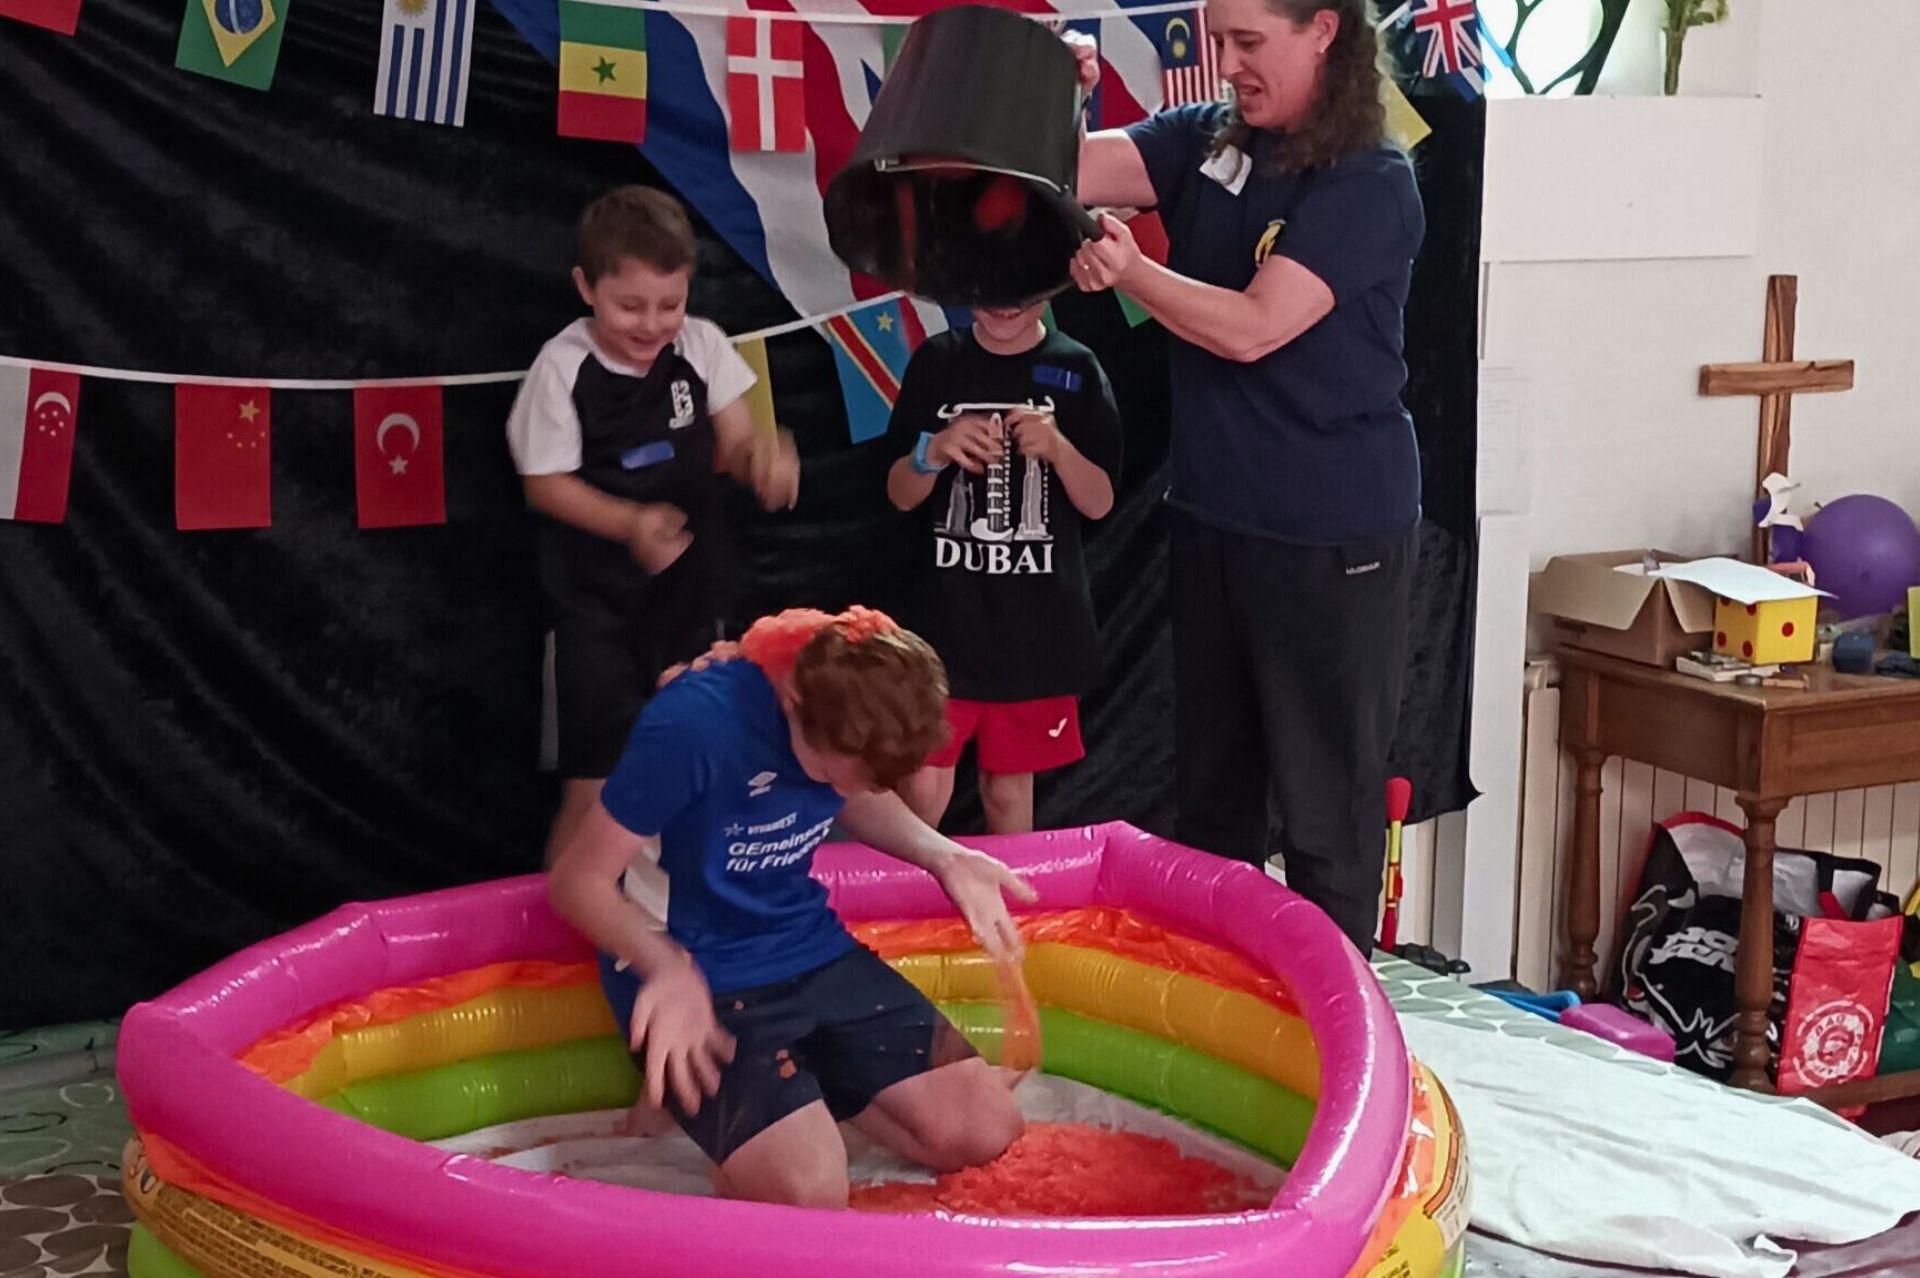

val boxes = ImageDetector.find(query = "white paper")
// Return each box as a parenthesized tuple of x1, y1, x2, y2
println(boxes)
(1651, 557, 1827, 604)
(1477, 365, 1532, 516)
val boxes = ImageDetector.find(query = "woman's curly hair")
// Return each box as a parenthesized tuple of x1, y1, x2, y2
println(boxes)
(1212, 0, 1388, 174)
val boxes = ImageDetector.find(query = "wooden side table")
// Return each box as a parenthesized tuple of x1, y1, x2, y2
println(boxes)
(1555, 647, 1920, 1102)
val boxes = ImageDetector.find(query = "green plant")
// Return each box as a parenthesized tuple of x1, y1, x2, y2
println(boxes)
(1664, 0, 1730, 94)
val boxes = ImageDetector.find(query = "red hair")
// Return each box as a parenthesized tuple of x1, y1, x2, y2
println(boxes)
(740, 607, 948, 788)
(739, 606, 902, 682)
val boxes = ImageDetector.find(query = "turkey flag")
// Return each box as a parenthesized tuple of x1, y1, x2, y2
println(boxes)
(354, 384, 445, 528)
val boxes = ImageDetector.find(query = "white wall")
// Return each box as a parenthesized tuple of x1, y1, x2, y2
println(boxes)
(1485, 0, 1920, 568)
(1753, 2, 1920, 522)
(1451, 0, 1920, 977)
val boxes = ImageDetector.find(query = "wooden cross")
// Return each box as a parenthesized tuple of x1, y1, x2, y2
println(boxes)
(1699, 275, 1855, 562)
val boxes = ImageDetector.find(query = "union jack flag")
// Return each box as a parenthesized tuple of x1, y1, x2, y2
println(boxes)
(1411, 0, 1481, 79)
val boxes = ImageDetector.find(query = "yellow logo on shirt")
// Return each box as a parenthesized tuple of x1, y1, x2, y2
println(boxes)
(1253, 219, 1287, 266)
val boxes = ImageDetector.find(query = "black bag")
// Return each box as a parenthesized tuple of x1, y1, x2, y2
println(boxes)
(1612, 813, 1885, 1081)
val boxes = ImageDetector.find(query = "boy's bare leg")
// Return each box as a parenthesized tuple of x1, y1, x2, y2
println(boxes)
(848, 1058, 1023, 1173)
(712, 1102, 850, 1208)
(897, 765, 957, 829)
(978, 771, 1034, 835)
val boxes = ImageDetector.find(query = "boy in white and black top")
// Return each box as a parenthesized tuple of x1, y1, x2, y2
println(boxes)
(884, 302, 1122, 834)
(508, 186, 798, 867)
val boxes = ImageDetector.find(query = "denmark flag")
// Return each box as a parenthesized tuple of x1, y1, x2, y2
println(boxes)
(726, 15, 805, 153)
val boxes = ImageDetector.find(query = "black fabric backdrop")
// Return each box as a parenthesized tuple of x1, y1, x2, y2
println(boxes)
(0, 0, 1479, 1028)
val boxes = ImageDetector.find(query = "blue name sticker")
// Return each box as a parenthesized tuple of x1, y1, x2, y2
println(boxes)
(620, 440, 676, 470)
(1033, 365, 1083, 393)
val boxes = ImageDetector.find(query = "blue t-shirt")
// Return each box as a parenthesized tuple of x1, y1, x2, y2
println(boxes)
(599, 661, 855, 993)
(1125, 104, 1425, 545)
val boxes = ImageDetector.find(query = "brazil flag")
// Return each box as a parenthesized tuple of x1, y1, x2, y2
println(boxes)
(177, 0, 291, 91)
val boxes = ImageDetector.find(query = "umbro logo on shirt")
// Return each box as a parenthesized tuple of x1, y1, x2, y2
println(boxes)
(748, 770, 777, 797)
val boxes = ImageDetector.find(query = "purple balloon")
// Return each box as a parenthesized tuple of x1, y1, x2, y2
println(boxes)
(1799, 494, 1920, 619)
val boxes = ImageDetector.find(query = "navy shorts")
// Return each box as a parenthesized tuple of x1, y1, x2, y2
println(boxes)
(598, 945, 978, 1165)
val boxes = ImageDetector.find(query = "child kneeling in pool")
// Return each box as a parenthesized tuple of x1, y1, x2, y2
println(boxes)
(548, 607, 1034, 1207)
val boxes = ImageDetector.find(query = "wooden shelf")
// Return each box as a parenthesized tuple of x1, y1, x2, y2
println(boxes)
(1790, 1069, 1920, 1112)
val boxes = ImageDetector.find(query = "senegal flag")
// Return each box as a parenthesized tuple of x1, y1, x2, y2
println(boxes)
(176, 0, 290, 92)
(557, 0, 647, 143)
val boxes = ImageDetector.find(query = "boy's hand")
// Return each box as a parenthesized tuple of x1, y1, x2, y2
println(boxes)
(747, 427, 800, 512)
(1008, 410, 1068, 466)
(934, 847, 1039, 961)
(627, 503, 692, 574)
(629, 957, 735, 1115)
(931, 413, 1005, 474)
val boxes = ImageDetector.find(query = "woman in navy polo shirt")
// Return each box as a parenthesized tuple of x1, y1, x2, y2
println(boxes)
(1066, 0, 1423, 951)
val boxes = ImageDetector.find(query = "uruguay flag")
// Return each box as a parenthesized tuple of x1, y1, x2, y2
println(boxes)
(377, 0, 477, 126)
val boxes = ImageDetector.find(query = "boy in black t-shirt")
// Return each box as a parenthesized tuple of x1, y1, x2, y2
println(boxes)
(507, 186, 799, 867)
(884, 304, 1122, 833)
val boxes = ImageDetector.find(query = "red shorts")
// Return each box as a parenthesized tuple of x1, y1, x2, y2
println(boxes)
(925, 696, 1084, 775)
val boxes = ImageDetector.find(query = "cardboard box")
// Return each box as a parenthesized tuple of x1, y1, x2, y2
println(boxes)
(1530, 549, 1717, 667)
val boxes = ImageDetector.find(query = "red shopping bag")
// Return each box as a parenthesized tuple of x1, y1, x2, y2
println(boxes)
(1777, 913, 1904, 1099)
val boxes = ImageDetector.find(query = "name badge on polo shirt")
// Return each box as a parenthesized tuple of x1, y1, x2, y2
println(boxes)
(1200, 146, 1250, 196)
(620, 440, 676, 470)
(1033, 365, 1082, 394)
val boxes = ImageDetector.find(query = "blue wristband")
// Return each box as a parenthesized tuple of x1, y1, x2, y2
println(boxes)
(911, 431, 948, 475)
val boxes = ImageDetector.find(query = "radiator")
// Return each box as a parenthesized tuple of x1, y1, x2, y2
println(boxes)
(1513, 658, 1920, 992)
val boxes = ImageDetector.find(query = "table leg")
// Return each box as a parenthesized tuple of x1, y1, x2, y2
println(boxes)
(1560, 747, 1606, 1000)
(1730, 794, 1788, 1091)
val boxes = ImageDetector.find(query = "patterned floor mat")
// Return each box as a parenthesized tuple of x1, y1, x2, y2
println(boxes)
(0, 1176, 132, 1277)
(1, 1024, 131, 1278)
(1, 967, 1912, 1278)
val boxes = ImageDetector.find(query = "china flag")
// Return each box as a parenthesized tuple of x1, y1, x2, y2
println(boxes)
(175, 383, 272, 530)
(354, 384, 445, 528)
(0, 366, 81, 523)
(0, 0, 83, 36)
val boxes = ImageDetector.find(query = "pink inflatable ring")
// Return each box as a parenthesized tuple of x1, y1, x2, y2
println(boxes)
(117, 822, 1463, 1278)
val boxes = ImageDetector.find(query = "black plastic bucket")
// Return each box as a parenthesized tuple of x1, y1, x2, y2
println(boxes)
(823, 4, 1099, 308)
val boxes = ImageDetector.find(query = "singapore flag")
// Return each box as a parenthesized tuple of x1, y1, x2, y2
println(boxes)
(0, 365, 81, 523)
